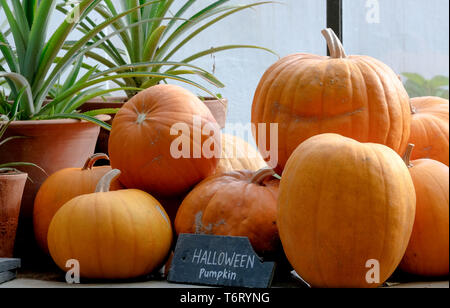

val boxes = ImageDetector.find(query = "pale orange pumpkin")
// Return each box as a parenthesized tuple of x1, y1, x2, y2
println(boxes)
(252, 28, 411, 174)
(175, 168, 280, 255)
(215, 134, 267, 174)
(278, 134, 416, 288)
(48, 170, 173, 280)
(109, 84, 221, 197)
(33, 154, 121, 254)
(400, 145, 449, 277)
(409, 97, 449, 166)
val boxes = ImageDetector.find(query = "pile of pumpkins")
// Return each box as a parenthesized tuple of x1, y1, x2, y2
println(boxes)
(32, 29, 448, 288)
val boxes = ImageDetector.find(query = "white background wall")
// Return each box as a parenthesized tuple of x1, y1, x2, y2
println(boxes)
(1, 0, 449, 125)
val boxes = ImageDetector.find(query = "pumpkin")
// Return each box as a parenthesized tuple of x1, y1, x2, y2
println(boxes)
(399, 145, 449, 277)
(47, 170, 173, 280)
(278, 134, 416, 288)
(215, 134, 267, 174)
(409, 97, 449, 166)
(175, 168, 280, 255)
(33, 153, 121, 254)
(109, 84, 221, 197)
(252, 28, 411, 174)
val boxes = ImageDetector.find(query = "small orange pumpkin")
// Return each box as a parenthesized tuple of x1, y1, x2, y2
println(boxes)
(175, 168, 280, 255)
(215, 134, 267, 174)
(48, 170, 173, 280)
(278, 134, 416, 288)
(33, 154, 121, 254)
(109, 84, 221, 197)
(252, 28, 411, 174)
(400, 145, 449, 277)
(409, 97, 449, 166)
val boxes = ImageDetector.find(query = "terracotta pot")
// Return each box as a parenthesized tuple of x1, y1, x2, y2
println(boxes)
(81, 96, 228, 156)
(0, 116, 108, 265)
(202, 97, 228, 129)
(0, 171, 27, 258)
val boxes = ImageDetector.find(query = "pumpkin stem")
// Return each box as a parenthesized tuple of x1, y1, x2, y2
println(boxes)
(410, 103, 417, 115)
(250, 168, 276, 185)
(322, 28, 347, 59)
(403, 144, 415, 168)
(82, 153, 110, 170)
(96, 169, 121, 193)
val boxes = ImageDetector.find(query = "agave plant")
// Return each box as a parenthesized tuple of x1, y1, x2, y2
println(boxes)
(59, 0, 277, 98)
(0, 0, 222, 130)
(402, 73, 449, 99)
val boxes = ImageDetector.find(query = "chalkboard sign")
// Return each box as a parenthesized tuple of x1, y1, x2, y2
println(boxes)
(168, 234, 276, 288)
(0, 258, 20, 284)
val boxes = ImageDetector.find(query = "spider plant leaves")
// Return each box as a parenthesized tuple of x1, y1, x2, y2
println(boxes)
(0, 0, 27, 69)
(142, 25, 167, 62)
(37, 71, 218, 117)
(0, 30, 18, 73)
(179, 44, 279, 65)
(82, 108, 121, 117)
(34, 1, 160, 108)
(41, 113, 112, 131)
(32, 0, 101, 94)
(161, 1, 274, 62)
(0, 72, 34, 116)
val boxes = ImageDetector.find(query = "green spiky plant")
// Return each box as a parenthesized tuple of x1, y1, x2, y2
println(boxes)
(59, 0, 277, 98)
(0, 0, 227, 130)
(402, 73, 449, 99)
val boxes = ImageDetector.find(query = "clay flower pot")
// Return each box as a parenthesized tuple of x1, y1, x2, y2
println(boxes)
(0, 171, 27, 258)
(0, 116, 109, 262)
(81, 96, 229, 156)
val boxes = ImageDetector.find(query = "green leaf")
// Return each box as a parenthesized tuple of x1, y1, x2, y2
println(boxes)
(40, 113, 112, 131)
(402, 73, 427, 87)
(162, 2, 274, 61)
(0, 72, 34, 116)
(83, 108, 120, 117)
(430, 75, 449, 89)
(0, 162, 47, 176)
(178, 44, 279, 65)
(22, 0, 56, 82)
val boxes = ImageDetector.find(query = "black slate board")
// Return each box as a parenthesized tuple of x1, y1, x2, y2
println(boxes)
(0, 271, 16, 284)
(0, 259, 21, 284)
(168, 234, 276, 288)
(0, 258, 21, 272)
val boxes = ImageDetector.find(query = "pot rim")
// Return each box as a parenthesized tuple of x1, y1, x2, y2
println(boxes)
(81, 96, 229, 103)
(0, 170, 28, 178)
(3, 114, 111, 126)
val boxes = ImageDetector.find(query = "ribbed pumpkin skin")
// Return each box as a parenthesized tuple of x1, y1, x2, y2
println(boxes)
(109, 84, 220, 196)
(409, 97, 449, 166)
(252, 54, 411, 174)
(400, 159, 449, 277)
(33, 163, 121, 254)
(215, 134, 267, 174)
(175, 170, 280, 255)
(278, 134, 416, 288)
(48, 189, 173, 279)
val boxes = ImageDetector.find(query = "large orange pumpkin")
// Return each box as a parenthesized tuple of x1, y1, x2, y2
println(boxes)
(278, 134, 416, 288)
(215, 134, 267, 174)
(409, 97, 449, 166)
(48, 170, 173, 280)
(252, 28, 411, 174)
(400, 145, 449, 277)
(33, 153, 121, 254)
(175, 168, 280, 255)
(109, 84, 221, 197)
